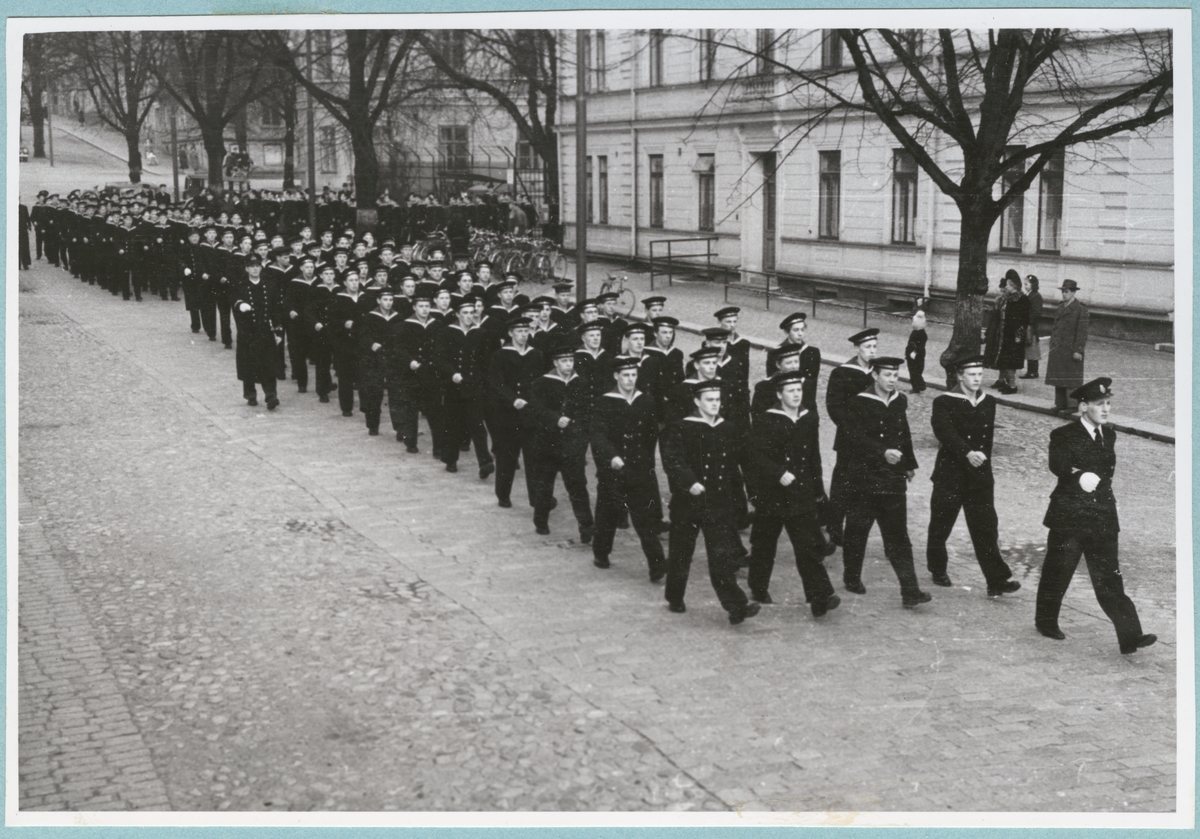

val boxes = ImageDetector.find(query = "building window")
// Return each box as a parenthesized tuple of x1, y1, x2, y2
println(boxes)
(585, 156, 594, 224)
(439, 31, 466, 67)
(263, 143, 283, 166)
(821, 30, 843, 69)
(648, 154, 664, 228)
(597, 155, 608, 224)
(316, 31, 334, 80)
(999, 146, 1025, 252)
(1038, 150, 1064, 253)
(818, 150, 840, 240)
(892, 149, 918, 244)
(756, 29, 774, 75)
(649, 30, 664, 87)
(700, 29, 717, 82)
(261, 104, 282, 128)
(439, 125, 469, 172)
(319, 126, 337, 173)
(590, 31, 606, 92)
(516, 139, 537, 171)
(694, 154, 715, 232)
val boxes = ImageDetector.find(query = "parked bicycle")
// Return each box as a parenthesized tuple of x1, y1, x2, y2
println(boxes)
(598, 272, 637, 317)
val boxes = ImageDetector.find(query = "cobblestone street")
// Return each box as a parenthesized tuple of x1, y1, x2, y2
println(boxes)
(15, 251, 1180, 822)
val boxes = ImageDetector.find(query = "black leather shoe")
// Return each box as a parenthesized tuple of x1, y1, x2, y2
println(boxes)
(535, 524, 550, 535)
(902, 590, 932, 608)
(318, 394, 329, 403)
(649, 569, 666, 584)
(987, 580, 1021, 596)
(844, 580, 867, 595)
(821, 539, 838, 557)
(593, 555, 610, 569)
(668, 602, 686, 614)
(266, 396, 279, 411)
(1019, 372, 1039, 379)
(297, 386, 307, 394)
(342, 411, 353, 417)
(1122, 633, 1158, 654)
(497, 498, 512, 508)
(751, 591, 773, 604)
(368, 428, 379, 436)
(548, 497, 558, 510)
(579, 527, 593, 545)
(1037, 624, 1066, 640)
(246, 397, 258, 407)
(405, 445, 419, 454)
(445, 463, 458, 473)
(931, 573, 953, 587)
(811, 594, 841, 618)
(479, 462, 495, 480)
(729, 602, 761, 625)
(996, 384, 1018, 395)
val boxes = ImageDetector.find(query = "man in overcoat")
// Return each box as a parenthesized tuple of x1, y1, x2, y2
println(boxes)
(1045, 279, 1089, 414)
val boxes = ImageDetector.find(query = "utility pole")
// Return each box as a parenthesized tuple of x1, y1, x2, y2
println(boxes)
(44, 92, 54, 168)
(170, 106, 180, 202)
(574, 29, 587, 302)
(306, 31, 317, 234)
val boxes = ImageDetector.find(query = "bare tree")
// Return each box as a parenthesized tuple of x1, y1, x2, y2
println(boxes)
(253, 29, 420, 227)
(22, 33, 73, 159)
(153, 31, 274, 189)
(65, 31, 161, 183)
(700, 28, 1172, 381)
(418, 30, 561, 224)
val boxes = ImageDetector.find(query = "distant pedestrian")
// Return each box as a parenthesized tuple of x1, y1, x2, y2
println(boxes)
(232, 255, 282, 410)
(18, 201, 31, 269)
(1020, 274, 1044, 380)
(1034, 377, 1156, 655)
(1045, 279, 1089, 415)
(984, 269, 1029, 394)
(905, 308, 927, 393)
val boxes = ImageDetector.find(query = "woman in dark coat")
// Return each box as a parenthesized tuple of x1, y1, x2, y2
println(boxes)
(983, 269, 1029, 394)
(1020, 274, 1043, 379)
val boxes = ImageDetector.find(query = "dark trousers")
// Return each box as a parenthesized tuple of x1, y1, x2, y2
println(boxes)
(487, 407, 536, 503)
(195, 298, 217, 339)
(131, 263, 147, 299)
(442, 395, 491, 467)
(926, 482, 1013, 585)
(396, 384, 443, 451)
(843, 492, 921, 597)
(907, 357, 925, 392)
(359, 384, 400, 433)
(216, 292, 233, 346)
(35, 227, 44, 259)
(1054, 386, 1079, 412)
(19, 230, 30, 268)
(824, 457, 850, 543)
(285, 319, 307, 387)
(1036, 529, 1144, 650)
(748, 511, 835, 603)
(45, 233, 59, 266)
(309, 336, 333, 397)
(333, 347, 357, 414)
(593, 467, 666, 571)
(664, 510, 748, 612)
(530, 441, 593, 532)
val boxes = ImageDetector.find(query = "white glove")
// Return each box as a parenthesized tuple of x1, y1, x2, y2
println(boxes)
(238, 303, 251, 313)
(183, 268, 191, 276)
(1079, 472, 1100, 493)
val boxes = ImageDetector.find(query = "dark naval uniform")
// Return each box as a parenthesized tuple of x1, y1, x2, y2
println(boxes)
(231, 273, 282, 406)
(433, 319, 494, 474)
(747, 405, 837, 612)
(840, 387, 926, 603)
(357, 309, 401, 435)
(528, 369, 595, 539)
(1035, 392, 1150, 653)
(393, 315, 444, 453)
(486, 344, 546, 506)
(825, 359, 874, 542)
(329, 290, 366, 416)
(661, 413, 754, 619)
(926, 388, 1016, 589)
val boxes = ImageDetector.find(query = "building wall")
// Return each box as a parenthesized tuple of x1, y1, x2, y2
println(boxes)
(560, 29, 1175, 320)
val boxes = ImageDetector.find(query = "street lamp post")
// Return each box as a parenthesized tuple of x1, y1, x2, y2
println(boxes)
(44, 91, 54, 168)
(575, 29, 587, 302)
(306, 31, 317, 234)
(170, 106, 180, 202)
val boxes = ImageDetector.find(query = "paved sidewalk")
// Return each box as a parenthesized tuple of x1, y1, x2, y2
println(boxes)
(534, 260, 1176, 443)
(17, 260, 1178, 817)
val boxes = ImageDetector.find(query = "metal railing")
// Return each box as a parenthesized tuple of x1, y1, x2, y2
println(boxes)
(724, 269, 910, 326)
(648, 236, 720, 290)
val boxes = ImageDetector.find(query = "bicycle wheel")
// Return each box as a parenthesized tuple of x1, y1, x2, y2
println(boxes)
(530, 253, 551, 283)
(616, 288, 637, 317)
(550, 253, 569, 280)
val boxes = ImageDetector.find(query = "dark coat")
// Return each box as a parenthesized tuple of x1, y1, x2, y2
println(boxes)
(433, 324, 491, 400)
(487, 345, 546, 425)
(825, 361, 874, 452)
(984, 291, 1029, 370)
(1045, 297, 1089, 388)
(1043, 420, 1119, 535)
(749, 408, 825, 519)
(1026, 291, 1044, 342)
(231, 277, 281, 382)
(591, 390, 659, 474)
(528, 372, 593, 451)
(356, 310, 400, 389)
(393, 317, 440, 387)
(840, 390, 918, 499)
(661, 416, 748, 524)
(929, 391, 996, 493)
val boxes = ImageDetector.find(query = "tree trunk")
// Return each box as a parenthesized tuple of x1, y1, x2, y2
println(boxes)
(29, 80, 46, 159)
(541, 138, 560, 225)
(281, 88, 296, 189)
(201, 126, 226, 189)
(349, 122, 378, 220)
(937, 206, 994, 387)
(234, 107, 249, 157)
(126, 130, 143, 184)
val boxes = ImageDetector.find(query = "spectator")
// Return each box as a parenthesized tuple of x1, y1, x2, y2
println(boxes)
(1045, 279, 1089, 415)
(983, 269, 1029, 395)
(1020, 274, 1044, 379)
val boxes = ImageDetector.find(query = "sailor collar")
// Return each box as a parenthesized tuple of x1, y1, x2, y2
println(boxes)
(369, 309, 397, 320)
(684, 415, 725, 426)
(577, 348, 604, 359)
(336, 291, 360, 301)
(944, 389, 988, 407)
(450, 322, 475, 334)
(857, 389, 901, 405)
(543, 371, 578, 384)
(840, 358, 873, 371)
(766, 407, 809, 422)
(603, 389, 644, 404)
(405, 316, 434, 328)
(501, 344, 534, 356)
